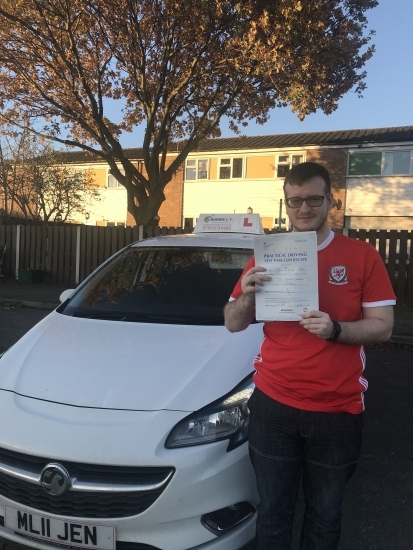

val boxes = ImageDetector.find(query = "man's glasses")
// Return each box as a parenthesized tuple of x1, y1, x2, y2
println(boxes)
(285, 194, 329, 209)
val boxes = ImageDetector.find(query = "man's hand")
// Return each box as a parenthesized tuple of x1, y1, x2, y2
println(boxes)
(299, 306, 394, 345)
(299, 311, 334, 339)
(240, 266, 272, 302)
(224, 266, 270, 333)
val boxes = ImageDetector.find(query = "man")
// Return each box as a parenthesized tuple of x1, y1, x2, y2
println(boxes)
(224, 162, 396, 549)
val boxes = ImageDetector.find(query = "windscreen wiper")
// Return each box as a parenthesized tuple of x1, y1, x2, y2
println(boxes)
(71, 312, 129, 320)
(70, 311, 224, 325)
(71, 311, 190, 323)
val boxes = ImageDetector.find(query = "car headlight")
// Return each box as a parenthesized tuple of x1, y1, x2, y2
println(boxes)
(165, 373, 254, 452)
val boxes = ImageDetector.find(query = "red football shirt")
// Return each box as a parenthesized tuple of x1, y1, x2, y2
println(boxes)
(230, 231, 396, 413)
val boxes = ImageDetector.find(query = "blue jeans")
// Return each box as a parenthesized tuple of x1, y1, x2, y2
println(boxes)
(248, 388, 363, 550)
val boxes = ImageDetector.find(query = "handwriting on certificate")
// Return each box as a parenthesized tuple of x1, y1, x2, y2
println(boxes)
(254, 232, 319, 321)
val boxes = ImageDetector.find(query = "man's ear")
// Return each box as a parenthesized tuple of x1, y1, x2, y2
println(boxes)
(327, 193, 336, 211)
(330, 195, 343, 210)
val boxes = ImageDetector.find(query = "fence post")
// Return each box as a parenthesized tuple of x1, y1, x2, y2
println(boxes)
(138, 225, 144, 241)
(15, 225, 21, 280)
(75, 225, 81, 285)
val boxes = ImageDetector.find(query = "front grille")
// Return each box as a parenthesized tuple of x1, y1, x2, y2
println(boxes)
(0, 447, 174, 519)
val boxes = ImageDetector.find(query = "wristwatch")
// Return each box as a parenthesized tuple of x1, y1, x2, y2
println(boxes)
(326, 320, 342, 342)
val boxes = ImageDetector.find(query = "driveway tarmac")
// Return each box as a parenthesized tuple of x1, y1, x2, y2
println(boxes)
(0, 307, 412, 550)
(0, 305, 49, 354)
(243, 341, 413, 550)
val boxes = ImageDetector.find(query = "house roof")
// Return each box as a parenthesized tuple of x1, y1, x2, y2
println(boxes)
(195, 126, 413, 152)
(61, 125, 413, 164)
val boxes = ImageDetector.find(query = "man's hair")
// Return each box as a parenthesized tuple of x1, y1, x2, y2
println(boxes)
(283, 162, 331, 194)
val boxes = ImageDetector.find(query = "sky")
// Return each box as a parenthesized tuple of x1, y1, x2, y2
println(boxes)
(109, 0, 413, 148)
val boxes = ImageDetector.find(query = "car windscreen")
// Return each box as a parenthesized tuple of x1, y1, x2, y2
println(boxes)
(59, 246, 253, 325)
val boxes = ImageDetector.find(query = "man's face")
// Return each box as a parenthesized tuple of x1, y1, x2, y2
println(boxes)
(284, 176, 334, 233)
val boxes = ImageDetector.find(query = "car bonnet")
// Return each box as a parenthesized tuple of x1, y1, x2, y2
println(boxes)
(0, 311, 260, 411)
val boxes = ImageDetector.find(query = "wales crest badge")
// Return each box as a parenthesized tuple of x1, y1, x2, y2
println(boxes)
(329, 266, 348, 285)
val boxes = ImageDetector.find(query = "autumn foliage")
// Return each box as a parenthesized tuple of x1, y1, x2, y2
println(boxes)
(0, 0, 377, 224)
(0, 131, 99, 223)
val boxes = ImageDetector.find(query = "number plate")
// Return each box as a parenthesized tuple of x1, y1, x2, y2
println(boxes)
(5, 506, 115, 550)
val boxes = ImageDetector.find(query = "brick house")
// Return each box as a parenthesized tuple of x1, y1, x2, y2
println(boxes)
(182, 126, 413, 230)
(24, 125, 412, 230)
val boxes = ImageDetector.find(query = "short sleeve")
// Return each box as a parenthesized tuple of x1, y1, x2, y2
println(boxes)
(362, 245, 396, 306)
(229, 256, 256, 301)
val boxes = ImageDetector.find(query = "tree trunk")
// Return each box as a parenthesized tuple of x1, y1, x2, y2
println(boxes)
(126, 184, 166, 226)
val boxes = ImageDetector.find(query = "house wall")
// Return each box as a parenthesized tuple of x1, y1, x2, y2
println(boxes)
(306, 148, 347, 229)
(89, 168, 107, 188)
(184, 178, 285, 226)
(344, 141, 413, 230)
(62, 156, 182, 227)
(126, 156, 183, 227)
(183, 148, 347, 229)
(88, 188, 128, 225)
(246, 156, 274, 179)
(346, 176, 413, 217)
(62, 163, 128, 225)
(344, 216, 413, 230)
(50, 134, 413, 231)
(183, 152, 290, 227)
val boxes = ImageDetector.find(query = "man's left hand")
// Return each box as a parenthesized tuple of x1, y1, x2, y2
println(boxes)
(300, 311, 334, 339)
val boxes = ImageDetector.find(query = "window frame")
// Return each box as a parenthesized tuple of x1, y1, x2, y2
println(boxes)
(275, 153, 304, 179)
(184, 158, 209, 181)
(218, 157, 244, 180)
(107, 168, 125, 188)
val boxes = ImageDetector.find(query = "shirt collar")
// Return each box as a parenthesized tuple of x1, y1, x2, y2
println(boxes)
(317, 229, 334, 251)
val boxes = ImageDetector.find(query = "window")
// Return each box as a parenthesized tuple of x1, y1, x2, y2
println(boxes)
(348, 151, 412, 176)
(276, 154, 304, 178)
(219, 158, 243, 179)
(106, 222, 125, 227)
(348, 152, 381, 175)
(185, 159, 209, 180)
(60, 246, 253, 325)
(383, 151, 411, 175)
(108, 168, 125, 188)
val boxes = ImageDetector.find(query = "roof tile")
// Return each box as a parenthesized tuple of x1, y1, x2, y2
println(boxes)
(61, 126, 413, 164)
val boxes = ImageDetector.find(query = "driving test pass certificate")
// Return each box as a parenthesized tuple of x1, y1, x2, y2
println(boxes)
(254, 231, 318, 321)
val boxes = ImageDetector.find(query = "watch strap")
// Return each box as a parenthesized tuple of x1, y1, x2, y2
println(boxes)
(326, 320, 342, 342)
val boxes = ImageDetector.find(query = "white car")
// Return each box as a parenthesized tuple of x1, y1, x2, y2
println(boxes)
(0, 215, 265, 550)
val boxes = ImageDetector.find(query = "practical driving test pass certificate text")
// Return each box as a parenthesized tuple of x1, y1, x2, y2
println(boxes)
(254, 231, 318, 321)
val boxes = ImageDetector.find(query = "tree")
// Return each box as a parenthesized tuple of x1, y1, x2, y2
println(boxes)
(0, 0, 377, 225)
(0, 129, 98, 223)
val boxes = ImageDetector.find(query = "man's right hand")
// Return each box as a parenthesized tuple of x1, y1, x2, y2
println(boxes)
(224, 266, 270, 332)
(241, 266, 271, 302)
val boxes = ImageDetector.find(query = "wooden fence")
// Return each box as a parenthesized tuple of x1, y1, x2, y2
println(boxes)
(343, 228, 413, 306)
(1, 224, 412, 306)
(0, 224, 191, 286)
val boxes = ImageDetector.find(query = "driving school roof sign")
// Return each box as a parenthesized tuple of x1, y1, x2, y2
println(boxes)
(194, 214, 264, 235)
